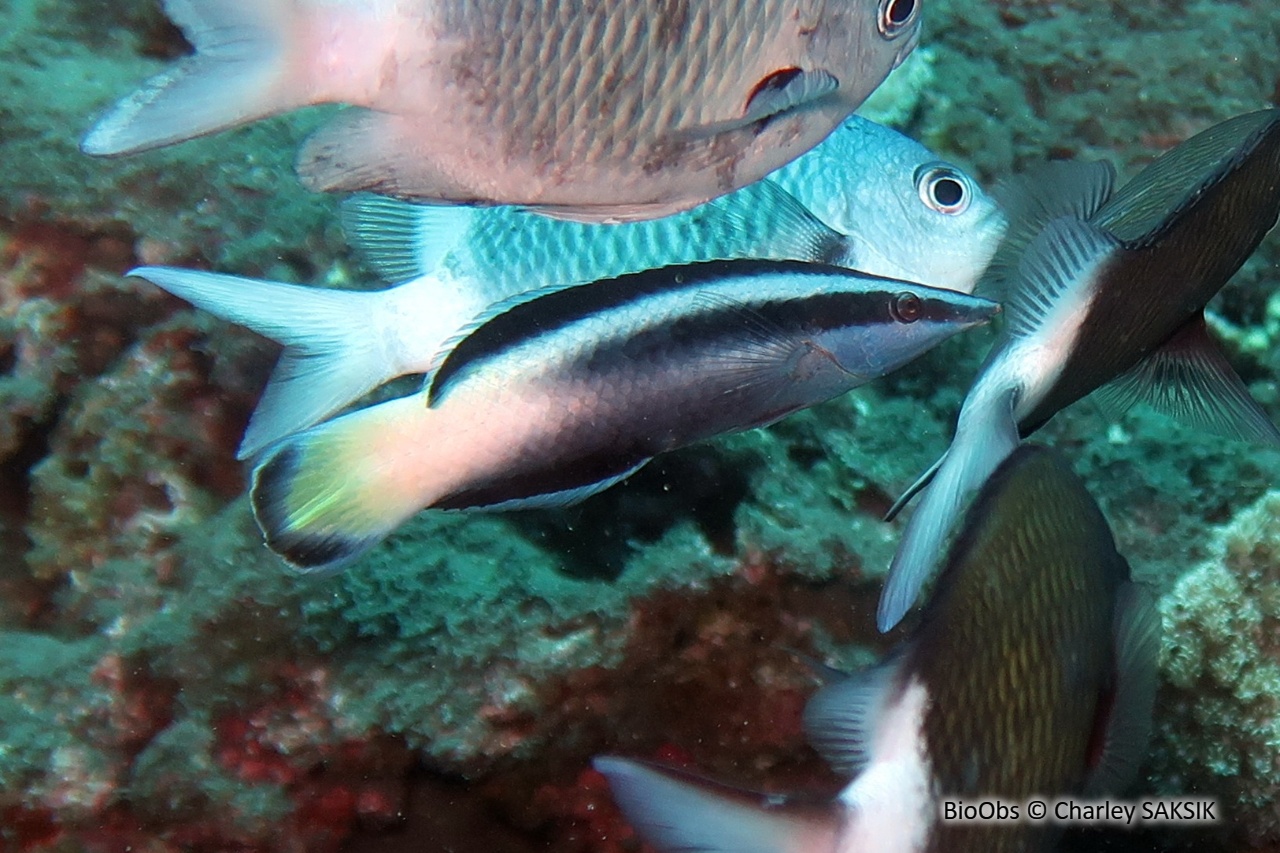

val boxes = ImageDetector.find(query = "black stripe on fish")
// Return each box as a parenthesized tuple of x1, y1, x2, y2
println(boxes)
(429, 259, 909, 404)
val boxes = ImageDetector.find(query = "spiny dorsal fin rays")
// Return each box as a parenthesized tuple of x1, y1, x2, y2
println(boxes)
(1092, 315, 1280, 446)
(1006, 216, 1122, 340)
(340, 194, 474, 283)
(803, 655, 906, 777)
(1084, 581, 1161, 797)
(593, 758, 839, 853)
(976, 159, 1117, 299)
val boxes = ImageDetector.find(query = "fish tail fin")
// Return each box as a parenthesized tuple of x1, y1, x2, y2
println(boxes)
(129, 266, 404, 458)
(593, 757, 839, 853)
(83, 0, 307, 155)
(251, 395, 445, 574)
(877, 387, 1021, 631)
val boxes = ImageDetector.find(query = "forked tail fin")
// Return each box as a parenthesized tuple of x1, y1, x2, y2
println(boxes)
(83, 0, 307, 155)
(593, 757, 839, 853)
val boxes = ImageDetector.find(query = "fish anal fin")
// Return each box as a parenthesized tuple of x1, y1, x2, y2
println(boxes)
(1084, 582, 1160, 796)
(803, 655, 907, 776)
(299, 110, 474, 198)
(593, 757, 839, 853)
(1093, 314, 1280, 446)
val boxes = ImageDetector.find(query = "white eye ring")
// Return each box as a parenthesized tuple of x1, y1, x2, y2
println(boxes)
(879, 0, 919, 38)
(915, 164, 972, 215)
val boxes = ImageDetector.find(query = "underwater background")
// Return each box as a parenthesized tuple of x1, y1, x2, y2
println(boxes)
(2, 0, 1280, 850)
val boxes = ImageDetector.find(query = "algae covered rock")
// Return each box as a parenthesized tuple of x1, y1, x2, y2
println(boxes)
(1154, 489, 1280, 849)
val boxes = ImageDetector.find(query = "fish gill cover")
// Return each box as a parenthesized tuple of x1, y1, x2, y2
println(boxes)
(0, 0, 1278, 852)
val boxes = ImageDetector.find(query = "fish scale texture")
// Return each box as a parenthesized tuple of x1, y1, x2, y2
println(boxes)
(4, 0, 1280, 850)
(439, 1, 782, 165)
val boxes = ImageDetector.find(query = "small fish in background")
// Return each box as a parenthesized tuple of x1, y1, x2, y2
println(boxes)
(877, 107, 1280, 631)
(597, 445, 1160, 853)
(131, 118, 1005, 459)
(249, 260, 997, 573)
(82, 0, 921, 222)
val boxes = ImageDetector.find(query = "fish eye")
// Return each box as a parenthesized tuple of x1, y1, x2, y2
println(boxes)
(891, 291, 923, 323)
(915, 164, 972, 215)
(879, 0, 919, 38)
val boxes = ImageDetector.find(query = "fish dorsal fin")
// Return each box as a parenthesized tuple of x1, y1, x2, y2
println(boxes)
(340, 193, 473, 282)
(1085, 582, 1160, 796)
(1006, 215, 1121, 340)
(803, 655, 906, 776)
(593, 757, 839, 853)
(1092, 315, 1280, 445)
(1093, 110, 1280, 243)
(979, 160, 1117, 298)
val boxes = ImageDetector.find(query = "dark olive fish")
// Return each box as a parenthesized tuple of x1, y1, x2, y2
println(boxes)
(879, 108, 1280, 630)
(251, 259, 996, 574)
(597, 445, 1159, 853)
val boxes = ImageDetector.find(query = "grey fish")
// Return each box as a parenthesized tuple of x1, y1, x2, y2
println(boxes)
(597, 445, 1160, 853)
(131, 117, 1004, 459)
(82, 0, 920, 222)
(249, 259, 996, 573)
(878, 108, 1280, 631)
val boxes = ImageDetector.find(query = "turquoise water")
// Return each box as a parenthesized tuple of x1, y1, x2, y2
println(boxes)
(1, 1, 1279, 850)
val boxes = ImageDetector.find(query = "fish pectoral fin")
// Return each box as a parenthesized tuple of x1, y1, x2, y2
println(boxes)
(686, 291, 838, 408)
(803, 655, 907, 776)
(878, 386, 1021, 632)
(739, 68, 841, 125)
(1085, 582, 1161, 796)
(1006, 215, 1121, 339)
(594, 757, 839, 853)
(717, 179, 850, 264)
(340, 194, 474, 282)
(682, 68, 841, 140)
(1092, 314, 1280, 445)
(978, 160, 1118, 299)
(884, 453, 947, 522)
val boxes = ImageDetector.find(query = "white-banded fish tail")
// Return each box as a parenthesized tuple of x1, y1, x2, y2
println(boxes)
(129, 266, 478, 458)
(593, 758, 839, 853)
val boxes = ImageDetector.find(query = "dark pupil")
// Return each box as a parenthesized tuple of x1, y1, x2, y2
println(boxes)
(931, 177, 965, 207)
(888, 0, 916, 24)
(894, 293, 922, 322)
